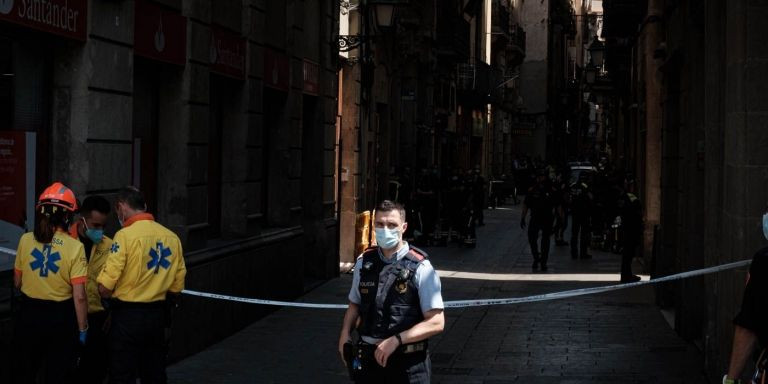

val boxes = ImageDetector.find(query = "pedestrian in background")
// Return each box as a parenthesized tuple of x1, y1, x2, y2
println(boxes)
(521, 169, 563, 272)
(617, 177, 642, 282)
(70, 195, 113, 384)
(338, 200, 444, 383)
(723, 206, 768, 384)
(569, 172, 593, 260)
(12, 182, 89, 384)
(97, 186, 186, 384)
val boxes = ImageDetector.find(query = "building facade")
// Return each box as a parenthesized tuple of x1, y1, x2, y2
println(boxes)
(0, 0, 341, 371)
(602, 0, 768, 379)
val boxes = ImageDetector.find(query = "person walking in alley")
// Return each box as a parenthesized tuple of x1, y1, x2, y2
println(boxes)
(569, 172, 594, 260)
(723, 206, 768, 384)
(338, 200, 444, 383)
(521, 169, 563, 272)
(617, 176, 642, 282)
(97, 186, 186, 384)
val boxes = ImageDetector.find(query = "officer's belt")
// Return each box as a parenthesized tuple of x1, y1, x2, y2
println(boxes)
(359, 340, 428, 355)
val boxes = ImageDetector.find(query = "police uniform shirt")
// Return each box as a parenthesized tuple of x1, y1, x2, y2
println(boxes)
(348, 242, 444, 340)
(97, 214, 186, 303)
(734, 247, 768, 346)
(14, 231, 88, 301)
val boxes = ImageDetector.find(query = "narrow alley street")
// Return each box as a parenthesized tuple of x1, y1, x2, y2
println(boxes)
(168, 205, 705, 383)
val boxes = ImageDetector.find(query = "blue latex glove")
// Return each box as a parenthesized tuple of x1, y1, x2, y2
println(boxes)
(79, 328, 88, 345)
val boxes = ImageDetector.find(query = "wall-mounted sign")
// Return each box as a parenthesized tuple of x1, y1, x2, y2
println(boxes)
(264, 47, 289, 91)
(0, 0, 87, 41)
(303, 59, 319, 96)
(0, 131, 35, 271)
(210, 25, 246, 80)
(134, 0, 187, 66)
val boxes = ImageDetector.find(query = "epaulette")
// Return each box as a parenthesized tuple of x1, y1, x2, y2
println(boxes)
(406, 246, 429, 262)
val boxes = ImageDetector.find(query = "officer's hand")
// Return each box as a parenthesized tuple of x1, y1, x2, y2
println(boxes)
(338, 336, 350, 367)
(79, 327, 88, 345)
(375, 337, 399, 367)
(520, 218, 526, 229)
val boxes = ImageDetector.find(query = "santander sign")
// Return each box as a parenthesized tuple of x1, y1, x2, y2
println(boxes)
(0, 0, 87, 41)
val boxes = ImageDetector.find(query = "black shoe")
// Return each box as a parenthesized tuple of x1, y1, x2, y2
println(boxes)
(580, 254, 592, 260)
(620, 274, 641, 283)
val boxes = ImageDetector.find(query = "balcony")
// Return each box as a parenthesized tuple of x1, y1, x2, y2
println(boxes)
(457, 60, 493, 105)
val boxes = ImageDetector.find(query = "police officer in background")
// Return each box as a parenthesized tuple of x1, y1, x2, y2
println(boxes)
(97, 186, 187, 384)
(521, 169, 563, 272)
(69, 195, 113, 383)
(12, 182, 89, 384)
(569, 172, 593, 260)
(723, 206, 768, 384)
(338, 200, 444, 383)
(617, 177, 642, 282)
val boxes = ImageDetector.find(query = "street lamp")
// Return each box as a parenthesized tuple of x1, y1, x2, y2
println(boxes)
(588, 35, 605, 67)
(372, 2, 395, 27)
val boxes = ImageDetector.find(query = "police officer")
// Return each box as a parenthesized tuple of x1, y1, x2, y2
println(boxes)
(723, 206, 768, 384)
(471, 167, 486, 227)
(338, 200, 444, 383)
(69, 195, 113, 383)
(12, 182, 89, 384)
(569, 172, 593, 260)
(97, 186, 187, 384)
(521, 169, 563, 272)
(616, 177, 642, 282)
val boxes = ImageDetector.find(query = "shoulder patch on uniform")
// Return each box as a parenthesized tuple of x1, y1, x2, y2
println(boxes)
(406, 247, 428, 262)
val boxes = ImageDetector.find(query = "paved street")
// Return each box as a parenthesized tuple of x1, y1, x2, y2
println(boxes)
(168, 205, 705, 383)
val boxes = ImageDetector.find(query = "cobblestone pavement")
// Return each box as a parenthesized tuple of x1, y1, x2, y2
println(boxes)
(168, 204, 706, 383)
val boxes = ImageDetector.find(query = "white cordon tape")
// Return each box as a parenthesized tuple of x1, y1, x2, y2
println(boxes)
(182, 259, 752, 309)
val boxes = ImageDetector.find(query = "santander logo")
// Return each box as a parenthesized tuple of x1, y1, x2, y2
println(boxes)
(154, 17, 165, 53)
(0, 0, 13, 16)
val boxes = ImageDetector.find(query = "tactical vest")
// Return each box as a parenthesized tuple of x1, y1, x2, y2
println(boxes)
(357, 246, 428, 339)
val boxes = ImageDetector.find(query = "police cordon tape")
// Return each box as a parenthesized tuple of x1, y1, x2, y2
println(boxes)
(181, 259, 752, 309)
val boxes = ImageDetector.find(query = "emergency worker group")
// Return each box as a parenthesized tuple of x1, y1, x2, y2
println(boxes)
(11, 183, 186, 384)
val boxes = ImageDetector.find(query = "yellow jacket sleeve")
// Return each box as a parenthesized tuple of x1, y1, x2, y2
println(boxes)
(97, 230, 127, 291)
(168, 239, 186, 293)
(70, 244, 88, 285)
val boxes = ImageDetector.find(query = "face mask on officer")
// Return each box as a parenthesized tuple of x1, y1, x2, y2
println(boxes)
(82, 217, 104, 244)
(375, 225, 401, 250)
(762, 212, 768, 241)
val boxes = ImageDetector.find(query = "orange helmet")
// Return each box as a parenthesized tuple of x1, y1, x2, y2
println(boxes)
(37, 182, 78, 212)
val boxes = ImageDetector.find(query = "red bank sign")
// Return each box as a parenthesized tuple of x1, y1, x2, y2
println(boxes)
(0, 0, 87, 41)
(134, 0, 186, 66)
(210, 26, 246, 80)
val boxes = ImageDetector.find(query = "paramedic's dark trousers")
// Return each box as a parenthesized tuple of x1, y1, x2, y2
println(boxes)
(108, 301, 167, 384)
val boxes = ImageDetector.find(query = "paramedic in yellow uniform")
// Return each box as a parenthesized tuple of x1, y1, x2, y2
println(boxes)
(97, 186, 186, 384)
(69, 195, 113, 383)
(12, 182, 89, 384)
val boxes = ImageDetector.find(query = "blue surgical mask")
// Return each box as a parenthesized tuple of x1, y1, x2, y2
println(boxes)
(374, 227, 401, 250)
(762, 213, 768, 241)
(86, 228, 104, 244)
(82, 218, 104, 244)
